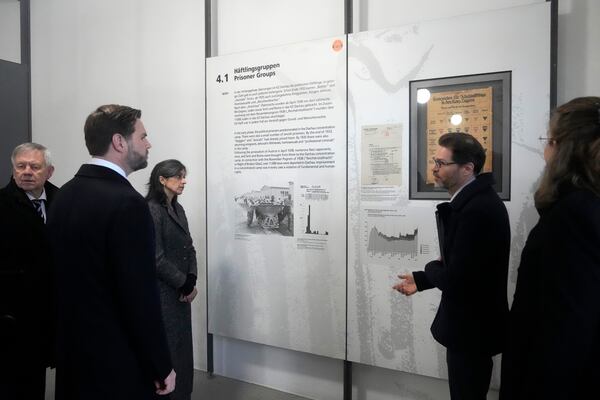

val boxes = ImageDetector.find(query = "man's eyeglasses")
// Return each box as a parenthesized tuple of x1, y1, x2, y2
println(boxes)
(432, 157, 457, 168)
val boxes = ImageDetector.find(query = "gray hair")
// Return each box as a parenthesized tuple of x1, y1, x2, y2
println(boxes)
(11, 142, 53, 167)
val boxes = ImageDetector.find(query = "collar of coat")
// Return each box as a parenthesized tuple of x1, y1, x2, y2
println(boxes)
(152, 198, 189, 234)
(75, 163, 132, 184)
(437, 172, 496, 214)
(1, 176, 59, 208)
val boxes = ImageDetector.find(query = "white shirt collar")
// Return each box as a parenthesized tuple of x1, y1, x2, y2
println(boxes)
(450, 176, 476, 202)
(25, 188, 47, 201)
(88, 158, 127, 178)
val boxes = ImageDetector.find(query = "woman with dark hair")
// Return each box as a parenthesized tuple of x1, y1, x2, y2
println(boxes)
(146, 159, 197, 400)
(500, 97, 600, 399)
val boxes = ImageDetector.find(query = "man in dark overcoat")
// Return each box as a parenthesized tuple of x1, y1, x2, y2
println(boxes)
(0, 142, 59, 400)
(394, 132, 510, 400)
(48, 105, 175, 399)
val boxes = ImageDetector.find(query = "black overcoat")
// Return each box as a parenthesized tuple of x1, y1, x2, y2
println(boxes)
(0, 177, 59, 398)
(48, 165, 172, 400)
(413, 173, 511, 355)
(148, 199, 197, 400)
(500, 187, 600, 399)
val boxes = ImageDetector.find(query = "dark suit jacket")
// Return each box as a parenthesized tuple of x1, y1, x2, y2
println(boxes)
(48, 165, 172, 400)
(500, 187, 600, 399)
(413, 173, 510, 356)
(0, 177, 59, 369)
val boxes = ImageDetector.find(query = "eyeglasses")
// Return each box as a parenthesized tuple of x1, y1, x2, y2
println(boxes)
(432, 157, 457, 168)
(538, 136, 557, 145)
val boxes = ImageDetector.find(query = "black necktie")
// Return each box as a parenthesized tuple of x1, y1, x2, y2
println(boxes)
(32, 199, 45, 222)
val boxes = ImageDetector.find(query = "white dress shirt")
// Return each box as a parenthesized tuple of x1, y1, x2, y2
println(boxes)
(88, 157, 127, 178)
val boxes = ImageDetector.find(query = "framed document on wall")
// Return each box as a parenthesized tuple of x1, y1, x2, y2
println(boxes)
(409, 71, 511, 200)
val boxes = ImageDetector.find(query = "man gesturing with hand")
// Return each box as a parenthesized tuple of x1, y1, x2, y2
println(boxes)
(393, 133, 510, 400)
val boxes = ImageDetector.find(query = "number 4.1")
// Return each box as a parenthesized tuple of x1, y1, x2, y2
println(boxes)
(216, 74, 228, 83)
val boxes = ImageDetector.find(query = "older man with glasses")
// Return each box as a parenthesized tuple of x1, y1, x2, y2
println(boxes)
(394, 132, 510, 400)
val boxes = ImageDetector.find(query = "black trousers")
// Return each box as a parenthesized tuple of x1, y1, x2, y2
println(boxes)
(446, 348, 493, 400)
(0, 362, 46, 400)
(0, 321, 47, 400)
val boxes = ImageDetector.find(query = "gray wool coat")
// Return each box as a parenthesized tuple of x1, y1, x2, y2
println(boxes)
(148, 198, 198, 400)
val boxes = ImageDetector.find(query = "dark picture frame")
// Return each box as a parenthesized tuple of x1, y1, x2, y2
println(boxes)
(409, 71, 511, 200)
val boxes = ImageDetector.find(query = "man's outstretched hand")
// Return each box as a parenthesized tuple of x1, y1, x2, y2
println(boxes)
(393, 273, 417, 296)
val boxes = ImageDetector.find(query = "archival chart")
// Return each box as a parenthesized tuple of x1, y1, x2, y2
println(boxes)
(206, 37, 347, 358)
(347, 2, 551, 384)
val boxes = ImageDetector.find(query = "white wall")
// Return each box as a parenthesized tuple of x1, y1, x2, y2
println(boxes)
(29, 0, 600, 399)
(30, 0, 207, 370)
(357, 0, 540, 31)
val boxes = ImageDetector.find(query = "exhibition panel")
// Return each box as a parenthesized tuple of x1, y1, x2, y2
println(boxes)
(347, 2, 551, 383)
(207, 37, 348, 359)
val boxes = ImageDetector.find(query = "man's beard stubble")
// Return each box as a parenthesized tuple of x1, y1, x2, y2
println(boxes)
(126, 149, 148, 172)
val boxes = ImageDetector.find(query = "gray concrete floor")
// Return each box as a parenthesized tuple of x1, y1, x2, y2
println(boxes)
(45, 368, 310, 400)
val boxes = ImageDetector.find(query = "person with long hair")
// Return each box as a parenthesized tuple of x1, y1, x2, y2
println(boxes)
(500, 97, 600, 399)
(147, 159, 198, 400)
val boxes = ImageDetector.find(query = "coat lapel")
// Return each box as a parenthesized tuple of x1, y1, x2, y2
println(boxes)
(165, 203, 189, 234)
(5, 178, 38, 215)
(435, 202, 452, 264)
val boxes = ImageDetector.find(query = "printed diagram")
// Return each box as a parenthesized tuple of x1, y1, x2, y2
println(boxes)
(235, 182, 294, 236)
(367, 226, 418, 258)
(362, 208, 436, 265)
(296, 185, 331, 237)
(305, 205, 328, 235)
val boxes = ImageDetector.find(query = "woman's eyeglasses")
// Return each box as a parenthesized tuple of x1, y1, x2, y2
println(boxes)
(538, 136, 557, 145)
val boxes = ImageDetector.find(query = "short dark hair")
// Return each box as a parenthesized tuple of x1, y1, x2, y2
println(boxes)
(146, 159, 187, 205)
(84, 104, 142, 156)
(438, 132, 486, 174)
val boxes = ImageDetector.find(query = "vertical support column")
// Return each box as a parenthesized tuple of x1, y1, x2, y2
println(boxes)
(549, 0, 558, 109)
(0, 0, 31, 179)
(344, 360, 352, 400)
(207, 333, 214, 376)
(344, 1, 353, 400)
(21, 0, 31, 139)
(205, 0, 212, 58)
(205, 0, 214, 377)
(345, 0, 353, 34)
